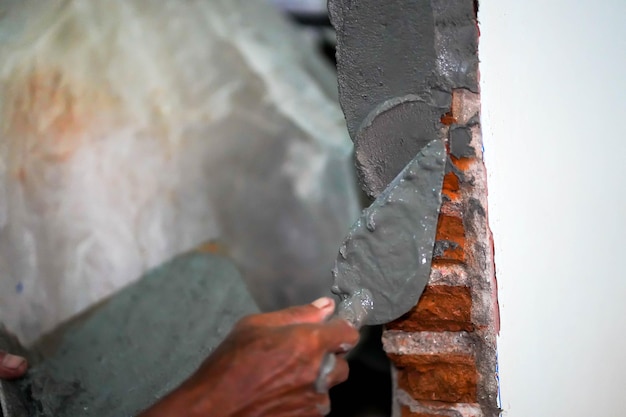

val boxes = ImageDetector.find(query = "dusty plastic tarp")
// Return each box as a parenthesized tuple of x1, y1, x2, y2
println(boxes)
(0, 0, 359, 345)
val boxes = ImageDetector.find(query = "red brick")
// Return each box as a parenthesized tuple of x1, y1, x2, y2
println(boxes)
(389, 354, 478, 403)
(434, 213, 465, 263)
(435, 214, 464, 243)
(387, 285, 473, 332)
(450, 155, 474, 171)
(442, 171, 461, 201)
(440, 111, 457, 126)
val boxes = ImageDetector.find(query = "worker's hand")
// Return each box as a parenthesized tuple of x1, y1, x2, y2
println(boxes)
(0, 351, 28, 379)
(140, 297, 359, 417)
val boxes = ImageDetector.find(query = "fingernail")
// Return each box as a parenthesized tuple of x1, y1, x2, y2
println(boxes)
(1, 353, 26, 370)
(311, 297, 333, 310)
(339, 343, 354, 353)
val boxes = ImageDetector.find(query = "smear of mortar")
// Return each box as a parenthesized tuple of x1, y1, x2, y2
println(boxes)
(329, 0, 479, 198)
(331, 140, 446, 326)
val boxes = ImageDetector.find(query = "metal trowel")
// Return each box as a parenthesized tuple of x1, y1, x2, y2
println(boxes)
(316, 138, 446, 390)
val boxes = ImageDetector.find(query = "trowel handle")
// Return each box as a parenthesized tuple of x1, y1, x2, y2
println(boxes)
(314, 307, 366, 394)
(315, 352, 338, 393)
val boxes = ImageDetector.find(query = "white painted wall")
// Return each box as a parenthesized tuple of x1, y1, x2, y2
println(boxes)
(479, 1, 626, 416)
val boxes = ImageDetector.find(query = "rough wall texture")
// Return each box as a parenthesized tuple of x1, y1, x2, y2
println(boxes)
(329, 0, 498, 415)
(383, 88, 500, 417)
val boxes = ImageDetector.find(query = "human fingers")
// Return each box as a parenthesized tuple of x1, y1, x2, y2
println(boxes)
(273, 391, 331, 417)
(318, 318, 360, 353)
(247, 297, 336, 327)
(0, 352, 27, 380)
(315, 393, 331, 416)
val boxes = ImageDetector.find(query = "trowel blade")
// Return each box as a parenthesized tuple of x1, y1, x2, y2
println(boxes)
(331, 139, 446, 326)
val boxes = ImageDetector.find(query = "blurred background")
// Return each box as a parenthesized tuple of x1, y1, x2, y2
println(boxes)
(269, 0, 338, 64)
(0, 0, 390, 415)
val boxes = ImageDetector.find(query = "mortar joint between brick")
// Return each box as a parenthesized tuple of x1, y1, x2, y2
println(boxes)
(383, 330, 476, 356)
(397, 389, 484, 417)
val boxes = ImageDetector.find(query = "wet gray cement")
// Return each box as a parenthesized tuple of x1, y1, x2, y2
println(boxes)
(329, 0, 440, 141)
(329, 0, 479, 198)
(331, 140, 446, 326)
(1, 252, 258, 417)
(353, 95, 448, 198)
(450, 126, 475, 158)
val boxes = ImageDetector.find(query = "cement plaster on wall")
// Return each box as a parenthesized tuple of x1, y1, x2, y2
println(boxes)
(329, 0, 479, 198)
(354, 96, 448, 198)
(450, 126, 475, 158)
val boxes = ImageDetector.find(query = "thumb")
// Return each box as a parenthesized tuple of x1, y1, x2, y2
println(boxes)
(260, 297, 336, 326)
(0, 352, 27, 380)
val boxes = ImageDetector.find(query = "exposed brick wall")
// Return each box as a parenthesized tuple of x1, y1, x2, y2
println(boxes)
(382, 88, 500, 417)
